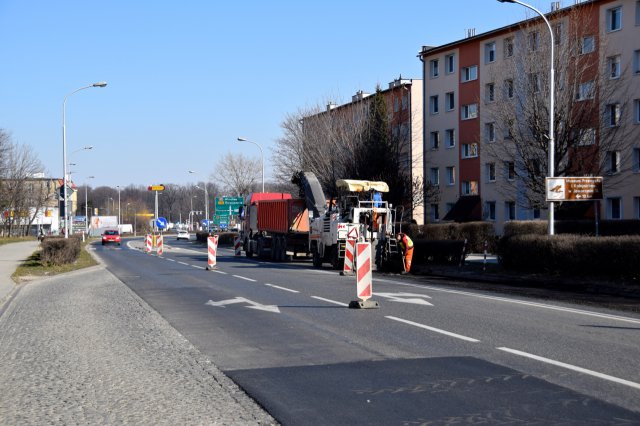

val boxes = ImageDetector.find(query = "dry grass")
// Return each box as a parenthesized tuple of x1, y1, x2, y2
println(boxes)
(12, 240, 98, 282)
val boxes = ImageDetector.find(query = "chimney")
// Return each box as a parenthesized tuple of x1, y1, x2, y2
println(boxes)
(551, 1, 560, 11)
(465, 28, 476, 38)
(326, 102, 337, 111)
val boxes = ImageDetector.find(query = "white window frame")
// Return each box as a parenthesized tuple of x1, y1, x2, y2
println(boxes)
(632, 147, 640, 172)
(528, 31, 539, 51)
(430, 59, 439, 78)
(504, 37, 514, 58)
(636, 0, 640, 26)
(634, 50, 640, 75)
(635, 99, 640, 124)
(430, 167, 440, 186)
(485, 122, 495, 143)
(461, 65, 478, 83)
(446, 166, 456, 185)
(506, 161, 516, 181)
(505, 79, 514, 99)
(634, 197, 640, 220)
(608, 55, 621, 79)
(445, 129, 455, 148)
(485, 41, 496, 64)
(607, 150, 621, 174)
(445, 92, 455, 111)
(430, 204, 440, 222)
(578, 128, 596, 146)
(429, 95, 439, 115)
(430, 131, 440, 150)
(462, 143, 478, 159)
(505, 201, 516, 221)
(606, 197, 622, 220)
(485, 201, 496, 221)
(607, 6, 622, 32)
(462, 181, 478, 196)
(486, 162, 496, 182)
(486, 83, 495, 102)
(606, 103, 621, 127)
(576, 81, 594, 101)
(581, 35, 595, 54)
(445, 54, 455, 74)
(461, 103, 478, 120)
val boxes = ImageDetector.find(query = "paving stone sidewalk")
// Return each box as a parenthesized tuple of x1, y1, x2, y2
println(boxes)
(0, 265, 275, 425)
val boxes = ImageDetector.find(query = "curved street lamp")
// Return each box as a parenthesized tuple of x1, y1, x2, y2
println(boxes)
(62, 82, 107, 238)
(85, 176, 95, 234)
(237, 137, 264, 193)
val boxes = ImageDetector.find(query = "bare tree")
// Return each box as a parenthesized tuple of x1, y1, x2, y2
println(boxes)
(214, 153, 261, 196)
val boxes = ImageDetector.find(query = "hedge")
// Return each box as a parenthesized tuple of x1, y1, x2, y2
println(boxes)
(195, 231, 239, 245)
(414, 222, 497, 253)
(504, 220, 640, 237)
(41, 236, 81, 265)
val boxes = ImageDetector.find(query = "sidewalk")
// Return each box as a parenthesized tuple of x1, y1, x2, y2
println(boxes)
(0, 239, 40, 305)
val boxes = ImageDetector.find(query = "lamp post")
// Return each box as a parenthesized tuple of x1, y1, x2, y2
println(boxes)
(85, 176, 95, 234)
(497, 0, 555, 235)
(190, 195, 197, 231)
(116, 185, 121, 227)
(62, 82, 107, 238)
(188, 170, 209, 230)
(108, 197, 114, 216)
(237, 137, 264, 193)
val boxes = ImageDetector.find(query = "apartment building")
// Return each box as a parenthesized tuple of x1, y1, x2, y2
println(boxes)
(419, 0, 640, 233)
(303, 77, 425, 223)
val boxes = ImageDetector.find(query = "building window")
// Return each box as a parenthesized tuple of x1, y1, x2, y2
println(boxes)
(608, 55, 621, 79)
(636, 0, 640, 25)
(504, 79, 514, 99)
(485, 41, 496, 63)
(553, 22, 563, 44)
(581, 36, 595, 54)
(606, 103, 621, 127)
(445, 203, 455, 214)
(462, 143, 478, 158)
(461, 103, 478, 120)
(393, 98, 400, 113)
(430, 167, 440, 186)
(635, 99, 640, 124)
(486, 83, 495, 102)
(504, 37, 514, 58)
(607, 6, 622, 32)
(578, 128, 596, 146)
(485, 122, 495, 143)
(429, 95, 439, 114)
(430, 204, 440, 222)
(528, 73, 541, 93)
(430, 131, 440, 149)
(445, 129, 455, 148)
(430, 59, 439, 78)
(462, 181, 478, 196)
(506, 161, 516, 180)
(533, 208, 541, 219)
(486, 162, 496, 182)
(528, 31, 539, 51)
(634, 50, 640, 75)
(576, 81, 594, 101)
(446, 166, 456, 185)
(607, 197, 622, 219)
(445, 92, 455, 111)
(505, 201, 516, 220)
(632, 147, 640, 172)
(445, 54, 455, 74)
(485, 201, 496, 221)
(401, 94, 408, 110)
(461, 65, 478, 82)
(607, 151, 621, 174)
(634, 197, 640, 219)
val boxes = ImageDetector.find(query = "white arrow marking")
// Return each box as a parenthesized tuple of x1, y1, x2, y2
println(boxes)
(205, 297, 280, 313)
(374, 292, 433, 306)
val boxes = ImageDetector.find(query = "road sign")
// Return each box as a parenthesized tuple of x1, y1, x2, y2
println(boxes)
(148, 184, 165, 191)
(213, 196, 244, 225)
(155, 217, 168, 229)
(546, 177, 603, 202)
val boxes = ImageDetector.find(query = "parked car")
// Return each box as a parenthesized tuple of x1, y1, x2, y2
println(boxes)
(176, 230, 190, 241)
(102, 229, 121, 246)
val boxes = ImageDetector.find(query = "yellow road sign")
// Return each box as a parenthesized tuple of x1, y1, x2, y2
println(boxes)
(148, 185, 165, 191)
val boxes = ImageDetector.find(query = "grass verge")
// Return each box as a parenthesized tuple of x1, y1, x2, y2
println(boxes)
(12, 240, 98, 283)
(0, 237, 37, 246)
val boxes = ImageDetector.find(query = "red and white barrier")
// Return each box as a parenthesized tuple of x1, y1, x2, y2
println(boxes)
(356, 242, 372, 300)
(342, 238, 356, 275)
(157, 234, 164, 256)
(234, 236, 242, 256)
(207, 235, 219, 270)
(145, 234, 152, 253)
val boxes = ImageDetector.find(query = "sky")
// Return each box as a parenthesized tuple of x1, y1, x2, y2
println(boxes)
(0, 0, 545, 189)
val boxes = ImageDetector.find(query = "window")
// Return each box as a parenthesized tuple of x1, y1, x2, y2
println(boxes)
(393, 98, 399, 112)
(636, 0, 640, 25)
(429, 131, 440, 149)
(608, 55, 621, 79)
(528, 73, 541, 93)
(504, 37, 514, 58)
(485, 41, 496, 63)
(581, 36, 595, 54)
(430, 204, 440, 222)
(607, 197, 622, 219)
(462, 143, 478, 158)
(505, 79, 514, 99)
(635, 197, 640, 220)
(445, 54, 455, 74)
(633, 147, 640, 172)
(528, 31, 539, 51)
(606, 103, 621, 127)
(461, 103, 478, 120)
(485, 122, 495, 143)
(485, 201, 496, 221)
(576, 81, 594, 101)
(445, 92, 455, 111)
(461, 65, 478, 82)
(486, 83, 495, 102)
(634, 50, 640, 74)
(486, 162, 496, 182)
(505, 201, 516, 220)
(429, 95, 439, 114)
(506, 161, 516, 180)
(430, 59, 439, 78)
(553, 22, 563, 45)
(430, 167, 440, 186)
(446, 166, 456, 185)
(578, 128, 596, 146)
(462, 181, 478, 196)
(607, 151, 621, 174)
(607, 6, 622, 32)
(401, 94, 408, 110)
(636, 99, 640, 123)
(533, 208, 541, 219)
(445, 129, 455, 148)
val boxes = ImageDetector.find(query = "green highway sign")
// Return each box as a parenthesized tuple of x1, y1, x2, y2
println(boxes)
(213, 196, 244, 225)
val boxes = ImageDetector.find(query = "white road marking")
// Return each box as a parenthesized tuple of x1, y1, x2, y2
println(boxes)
(211, 269, 227, 274)
(178, 261, 189, 266)
(205, 297, 280, 313)
(166, 258, 176, 262)
(374, 279, 640, 325)
(265, 283, 299, 293)
(305, 269, 335, 275)
(311, 296, 349, 307)
(385, 316, 480, 343)
(232, 275, 257, 282)
(498, 347, 640, 390)
(374, 292, 433, 306)
(191, 265, 205, 270)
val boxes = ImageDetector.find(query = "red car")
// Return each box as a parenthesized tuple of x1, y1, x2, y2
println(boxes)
(102, 229, 121, 246)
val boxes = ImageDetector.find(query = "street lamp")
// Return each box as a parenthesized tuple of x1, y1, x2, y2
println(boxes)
(116, 185, 121, 227)
(62, 82, 107, 238)
(497, 0, 555, 235)
(190, 195, 198, 231)
(188, 170, 209, 230)
(108, 197, 114, 216)
(85, 176, 95, 234)
(237, 137, 264, 193)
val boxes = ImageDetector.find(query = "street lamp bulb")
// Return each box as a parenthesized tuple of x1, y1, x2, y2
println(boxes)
(83, 145, 94, 150)
(237, 137, 247, 142)
(93, 82, 108, 88)
(497, 0, 515, 2)
(188, 170, 196, 174)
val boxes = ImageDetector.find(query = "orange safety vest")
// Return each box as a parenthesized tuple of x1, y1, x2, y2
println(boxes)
(399, 234, 414, 252)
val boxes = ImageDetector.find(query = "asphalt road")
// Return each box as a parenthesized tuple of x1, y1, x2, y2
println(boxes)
(94, 237, 640, 424)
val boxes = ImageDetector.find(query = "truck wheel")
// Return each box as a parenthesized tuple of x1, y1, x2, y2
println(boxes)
(330, 247, 342, 270)
(312, 245, 322, 268)
(244, 239, 253, 258)
(272, 238, 281, 262)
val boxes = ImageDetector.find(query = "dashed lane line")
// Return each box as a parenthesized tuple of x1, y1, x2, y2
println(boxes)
(498, 347, 640, 390)
(191, 265, 205, 270)
(178, 261, 189, 266)
(311, 296, 349, 307)
(265, 284, 299, 293)
(385, 315, 481, 343)
(233, 275, 257, 282)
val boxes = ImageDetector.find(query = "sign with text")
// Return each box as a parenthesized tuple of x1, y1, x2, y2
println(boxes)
(148, 184, 165, 191)
(546, 177, 603, 202)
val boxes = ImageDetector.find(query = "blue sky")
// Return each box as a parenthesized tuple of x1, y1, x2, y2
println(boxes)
(0, 0, 540, 189)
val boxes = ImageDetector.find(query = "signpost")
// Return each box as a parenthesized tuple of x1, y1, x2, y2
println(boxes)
(147, 184, 165, 231)
(213, 196, 243, 228)
(546, 177, 603, 202)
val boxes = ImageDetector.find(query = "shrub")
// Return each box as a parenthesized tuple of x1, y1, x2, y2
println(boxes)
(417, 222, 496, 253)
(41, 236, 81, 265)
(195, 231, 239, 245)
(413, 239, 466, 265)
(503, 220, 547, 237)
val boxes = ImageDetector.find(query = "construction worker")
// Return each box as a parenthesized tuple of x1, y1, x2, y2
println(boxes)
(396, 232, 414, 274)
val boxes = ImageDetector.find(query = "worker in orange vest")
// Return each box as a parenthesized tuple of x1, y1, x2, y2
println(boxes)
(396, 232, 414, 274)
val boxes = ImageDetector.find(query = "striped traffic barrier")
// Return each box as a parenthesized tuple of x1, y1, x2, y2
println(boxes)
(145, 234, 152, 253)
(349, 242, 379, 309)
(207, 235, 219, 270)
(340, 238, 356, 276)
(157, 234, 164, 256)
(234, 236, 242, 256)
